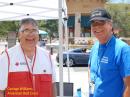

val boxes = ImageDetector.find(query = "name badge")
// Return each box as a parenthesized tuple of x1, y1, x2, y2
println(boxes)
(89, 81, 95, 94)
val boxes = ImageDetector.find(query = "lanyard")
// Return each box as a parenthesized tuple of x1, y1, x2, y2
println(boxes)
(96, 36, 112, 77)
(20, 45, 37, 90)
(21, 45, 36, 73)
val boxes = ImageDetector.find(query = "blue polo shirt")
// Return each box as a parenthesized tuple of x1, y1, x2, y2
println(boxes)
(89, 35, 130, 97)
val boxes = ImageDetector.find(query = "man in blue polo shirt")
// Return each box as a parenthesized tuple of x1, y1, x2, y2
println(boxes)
(88, 8, 130, 97)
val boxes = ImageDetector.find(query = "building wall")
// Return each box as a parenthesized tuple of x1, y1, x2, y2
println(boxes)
(66, 0, 105, 42)
(66, 0, 105, 14)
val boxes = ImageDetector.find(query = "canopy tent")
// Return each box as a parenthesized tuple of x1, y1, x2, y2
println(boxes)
(0, 0, 67, 97)
(39, 30, 48, 35)
(0, 0, 66, 21)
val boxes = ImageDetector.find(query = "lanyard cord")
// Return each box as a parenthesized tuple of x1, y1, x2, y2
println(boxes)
(20, 45, 37, 89)
(96, 36, 112, 78)
(21, 46, 36, 73)
(96, 45, 107, 75)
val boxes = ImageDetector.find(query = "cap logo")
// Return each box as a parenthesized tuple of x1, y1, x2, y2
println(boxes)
(92, 11, 102, 17)
(89, 8, 111, 22)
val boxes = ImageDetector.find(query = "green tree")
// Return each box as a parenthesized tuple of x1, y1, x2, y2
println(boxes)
(0, 20, 58, 41)
(0, 21, 18, 37)
(106, 4, 130, 37)
(43, 20, 58, 43)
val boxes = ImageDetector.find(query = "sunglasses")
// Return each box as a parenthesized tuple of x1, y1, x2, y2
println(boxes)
(91, 20, 106, 27)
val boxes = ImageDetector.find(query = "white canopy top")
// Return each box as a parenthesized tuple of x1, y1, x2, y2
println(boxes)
(0, 0, 67, 21)
(0, 0, 66, 96)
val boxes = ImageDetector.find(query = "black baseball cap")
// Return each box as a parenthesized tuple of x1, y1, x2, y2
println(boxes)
(89, 8, 111, 22)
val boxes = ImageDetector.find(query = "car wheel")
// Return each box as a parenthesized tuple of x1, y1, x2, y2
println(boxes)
(65, 58, 75, 67)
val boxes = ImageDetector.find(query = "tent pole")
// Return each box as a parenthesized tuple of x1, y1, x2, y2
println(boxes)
(64, 18, 70, 83)
(58, 0, 63, 97)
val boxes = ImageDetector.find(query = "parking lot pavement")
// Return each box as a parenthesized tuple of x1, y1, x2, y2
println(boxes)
(56, 67, 89, 97)
(51, 53, 89, 97)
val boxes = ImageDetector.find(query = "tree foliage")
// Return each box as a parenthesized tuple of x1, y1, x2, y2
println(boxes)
(0, 20, 58, 40)
(38, 19, 58, 43)
(106, 4, 130, 37)
(44, 20, 58, 37)
(0, 21, 19, 37)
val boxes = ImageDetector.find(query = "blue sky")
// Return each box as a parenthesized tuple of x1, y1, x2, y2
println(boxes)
(110, 0, 130, 3)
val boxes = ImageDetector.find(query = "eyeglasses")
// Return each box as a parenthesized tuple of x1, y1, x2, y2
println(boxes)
(20, 29, 39, 35)
(91, 20, 106, 27)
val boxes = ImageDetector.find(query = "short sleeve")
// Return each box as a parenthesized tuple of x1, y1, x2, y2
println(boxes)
(119, 46, 130, 78)
(89, 47, 97, 82)
(0, 52, 8, 90)
(88, 52, 92, 66)
(88, 46, 94, 66)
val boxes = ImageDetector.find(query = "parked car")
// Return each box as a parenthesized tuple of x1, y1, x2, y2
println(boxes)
(56, 48, 90, 67)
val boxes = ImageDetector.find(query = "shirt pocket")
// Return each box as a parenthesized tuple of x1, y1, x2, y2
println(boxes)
(8, 72, 31, 87)
(39, 75, 52, 97)
(100, 58, 118, 79)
